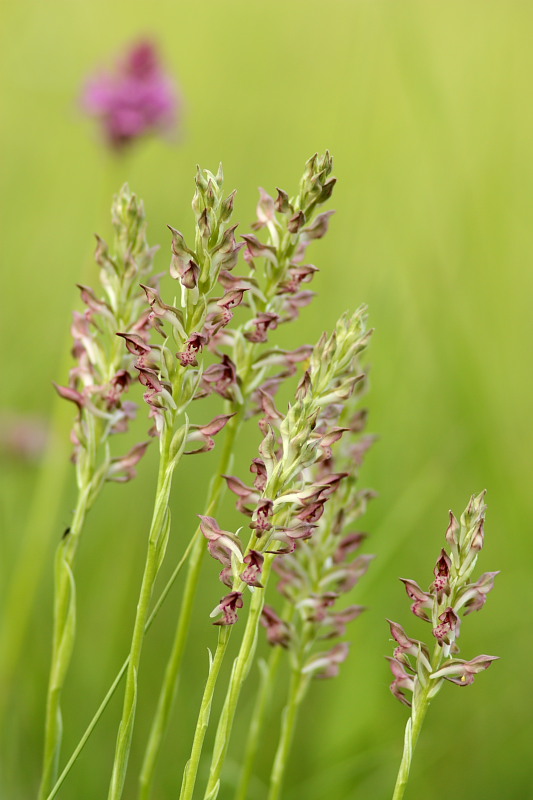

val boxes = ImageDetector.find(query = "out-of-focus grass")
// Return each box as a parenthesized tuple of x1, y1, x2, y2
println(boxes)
(1, 1, 532, 798)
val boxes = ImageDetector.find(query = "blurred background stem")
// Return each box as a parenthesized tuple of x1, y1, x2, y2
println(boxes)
(0, 155, 126, 730)
(38, 479, 91, 799)
(267, 666, 310, 800)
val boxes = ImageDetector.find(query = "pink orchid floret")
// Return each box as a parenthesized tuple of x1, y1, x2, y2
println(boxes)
(107, 441, 150, 482)
(456, 571, 500, 615)
(260, 606, 291, 648)
(210, 591, 244, 626)
(400, 578, 433, 622)
(302, 642, 350, 680)
(250, 498, 274, 534)
(432, 606, 460, 645)
(387, 620, 432, 672)
(431, 655, 499, 686)
(176, 332, 208, 367)
(199, 516, 244, 585)
(387, 657, 415, 707)
(185, 413, 235, 454)
(432, 548, 452, 602)
(323, 554, 374, 594)
(332, 532, 367, 564)
(240, 550, 265, 588)
(201, 356, 239, 401)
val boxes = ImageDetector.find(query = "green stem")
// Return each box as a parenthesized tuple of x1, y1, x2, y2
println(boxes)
(45, 535, 195, 800)
(391, 682, 431, 800)
(138, 532, 203, 798)
(179, 628, 232, 800)
(267, 667, 309, 800)
(107, 430, 177, 800)
(37, 482, 91, 800)
(234, 645, 284, 800)
(138, 411, 241, 800)
(0, 388, 71, 728)
(203, 556, 274, 800)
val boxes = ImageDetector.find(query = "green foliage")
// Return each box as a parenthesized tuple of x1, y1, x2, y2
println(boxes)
(1, 2, 531, 799)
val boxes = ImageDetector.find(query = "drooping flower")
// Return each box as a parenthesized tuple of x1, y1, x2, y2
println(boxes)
(240, 550, 265, 588)
(82, 40, 179, 150)
(399, 578, 433, 622)
(210, 592, 244, 626)
(386, 657, 415, 707)
(431, 655, 500, 686)
(107, 441, 151, 482)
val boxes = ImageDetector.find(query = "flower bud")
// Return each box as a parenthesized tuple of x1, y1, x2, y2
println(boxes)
(274, 187, 291, 214)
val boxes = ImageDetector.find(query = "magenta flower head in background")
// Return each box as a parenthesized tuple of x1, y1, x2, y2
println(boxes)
(82, 39, 179, 151)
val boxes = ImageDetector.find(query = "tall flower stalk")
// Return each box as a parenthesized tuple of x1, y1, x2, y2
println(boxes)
(106, 165, 242, 800)
(138, 152, 337, 800)
(37, 187, 156, 800)
(179, 310, 371, 800)
(388, 492, 499, 800)
(253, 400, 375, 800)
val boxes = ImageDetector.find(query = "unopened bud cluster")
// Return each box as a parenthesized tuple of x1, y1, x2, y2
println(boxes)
(388, 491, 498, 707)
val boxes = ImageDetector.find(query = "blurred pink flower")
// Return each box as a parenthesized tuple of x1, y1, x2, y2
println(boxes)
(82, 40, 179, 150)
(0, 412, 49, 462)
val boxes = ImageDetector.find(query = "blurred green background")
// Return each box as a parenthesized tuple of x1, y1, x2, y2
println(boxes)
(1, 0, 532, 798)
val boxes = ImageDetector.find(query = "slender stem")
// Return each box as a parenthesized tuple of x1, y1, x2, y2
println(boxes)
(203, 556, 274, 800)
(391, 637, 447, 800)
(265, 614, 313, 800)
(139, 411, 241, 800)
(37, 483, 91, 800)
(107, 430, 177, 800)
(234, 645, 284, 800)
(48, 644, 128, 800)
(391, 681, 431, 800)
(391, 626, 449, 800)
(178, 628, 232, 800)
(138, 532, 204, 799)
(45, 535, 195, 800)
(267, 667, 309, 800)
